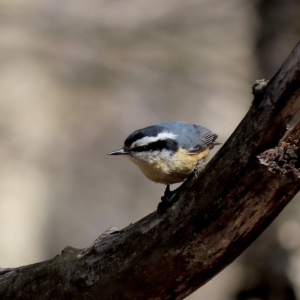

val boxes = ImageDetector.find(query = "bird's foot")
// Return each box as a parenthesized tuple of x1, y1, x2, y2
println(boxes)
(158, 185, 178, 213)
(194, 159, 207, 177)
(161, 185, 174, 202)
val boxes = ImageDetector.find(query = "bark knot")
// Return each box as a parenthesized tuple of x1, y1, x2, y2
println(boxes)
(258, 142, 300, 177)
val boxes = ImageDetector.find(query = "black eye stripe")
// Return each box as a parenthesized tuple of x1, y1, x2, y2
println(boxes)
(124, 125, 165, 148)
(130, 139, 178, 153)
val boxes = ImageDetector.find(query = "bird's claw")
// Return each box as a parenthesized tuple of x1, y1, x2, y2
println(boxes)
(161, 185, 172, 202)
(158, 185, 177, 213)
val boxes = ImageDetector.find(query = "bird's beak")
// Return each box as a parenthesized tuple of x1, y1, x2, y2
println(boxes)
(107, 148, 129, 155)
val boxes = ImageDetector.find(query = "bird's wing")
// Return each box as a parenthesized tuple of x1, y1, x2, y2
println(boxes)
(188, 132, 219, 154)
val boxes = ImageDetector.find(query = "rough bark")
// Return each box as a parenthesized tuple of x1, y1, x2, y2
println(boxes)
(0, 41, 300, 300)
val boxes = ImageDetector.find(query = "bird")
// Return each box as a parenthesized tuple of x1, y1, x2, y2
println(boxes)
(108, 121, 220, 203)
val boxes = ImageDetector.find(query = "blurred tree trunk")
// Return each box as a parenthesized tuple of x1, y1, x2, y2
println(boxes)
(235, 1, 300, 299)
(256, 0, 300, 78)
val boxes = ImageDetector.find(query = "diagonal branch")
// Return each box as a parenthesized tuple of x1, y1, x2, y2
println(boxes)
(1, 41, 300, 300)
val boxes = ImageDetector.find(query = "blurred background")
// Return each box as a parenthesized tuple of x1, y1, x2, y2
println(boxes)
(0, 0, 299, 299)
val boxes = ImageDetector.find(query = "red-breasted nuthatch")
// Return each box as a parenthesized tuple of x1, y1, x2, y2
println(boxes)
(108, 121, 220, 200)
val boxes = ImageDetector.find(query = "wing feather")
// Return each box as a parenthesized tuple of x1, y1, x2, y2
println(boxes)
(188, 132, 219, 154)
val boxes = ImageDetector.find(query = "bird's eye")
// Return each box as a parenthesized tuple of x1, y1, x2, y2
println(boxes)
(130, 145, 149, 152)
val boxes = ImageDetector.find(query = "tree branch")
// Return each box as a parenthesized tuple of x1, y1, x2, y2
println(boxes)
(1, 41, 300, 300)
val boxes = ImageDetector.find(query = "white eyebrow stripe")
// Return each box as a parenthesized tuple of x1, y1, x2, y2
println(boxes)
(131, 132, 177, 148)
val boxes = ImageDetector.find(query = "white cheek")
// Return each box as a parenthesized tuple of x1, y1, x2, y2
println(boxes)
(158, 149, 173, 161)
(130, 150, 172, 163)
(130, 151, 158, 163)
